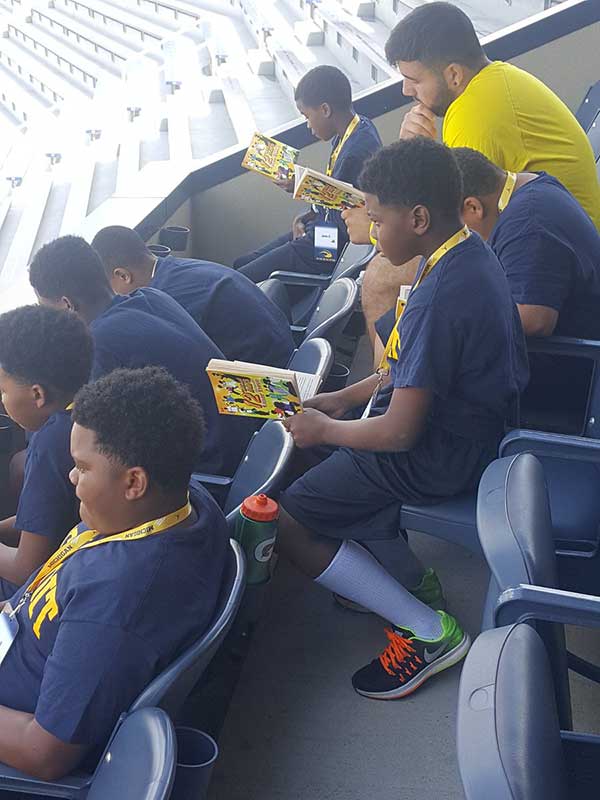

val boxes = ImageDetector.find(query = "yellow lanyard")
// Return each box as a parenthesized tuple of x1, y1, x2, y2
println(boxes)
(11, 499, 192, 618)
(377, 226, 471, 374)
(498, 171, 517, 213)
(326, 114, 360, 177)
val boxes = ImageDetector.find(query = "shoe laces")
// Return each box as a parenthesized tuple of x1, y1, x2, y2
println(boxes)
(379, 627, 423, 678)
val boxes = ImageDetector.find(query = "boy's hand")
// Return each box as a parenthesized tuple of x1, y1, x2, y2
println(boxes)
(274, 177, 295, 193)
(283, 408, 331, 448)
(399, 104, 437, 140)
(304, 392, 348, 419)
(341, 206, 372, 244)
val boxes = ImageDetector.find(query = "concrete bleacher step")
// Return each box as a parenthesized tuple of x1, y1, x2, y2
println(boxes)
(50, 0, 167, 50)
(115, 125, 142, 195)
(246, 47, 274, 76)
(164, 90, 192, 163)
(293, 19, 323, 46)
(0, 33, 94, 104)
(0, 60, 54, 124)
(59, 148, 96, 235)
(28, 6, 132, 74)
(220, 76, 257, 145)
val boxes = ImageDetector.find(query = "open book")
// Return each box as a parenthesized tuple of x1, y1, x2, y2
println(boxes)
(241, 132, 299, 182)
(293, 165, 365, 210)
(206, 359, 322, 420)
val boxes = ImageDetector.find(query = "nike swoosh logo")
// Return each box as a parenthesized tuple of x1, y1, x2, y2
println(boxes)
(423, 643, 447, 664)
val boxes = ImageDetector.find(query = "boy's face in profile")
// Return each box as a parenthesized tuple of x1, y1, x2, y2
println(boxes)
(0, 368, 48, 432)
(296, 100, 336, 141)
(70, 423, 130, 535)
(365, 193, 422, 267)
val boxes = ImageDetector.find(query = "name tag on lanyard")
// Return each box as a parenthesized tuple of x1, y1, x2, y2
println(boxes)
(0, 603, 19, 666)
(314, 223, 339, 263)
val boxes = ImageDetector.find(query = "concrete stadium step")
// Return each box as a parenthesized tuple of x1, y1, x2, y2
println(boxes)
(0, 60, 54, 124)
(50, 0, 168, 48)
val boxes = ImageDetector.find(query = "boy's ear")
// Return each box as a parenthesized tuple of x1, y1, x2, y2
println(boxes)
(31, 383, 49, 410)
(60, 295, 77, 313)
(411, 204, 431, 236)
(113, 267, 133, 286)
(462, 196, 485, 220)
(123, 466, 149, 502)
(321, 102, 332, 118)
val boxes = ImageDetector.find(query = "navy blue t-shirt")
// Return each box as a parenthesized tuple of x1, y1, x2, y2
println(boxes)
(0, 482, 227, 748)
(90, 288, 251, 476)
(307, 115, 382, 245)
(152, 256, 295, 367)
(373, 234, 528, 452)
(15, 411, 78, 543)
(489, 173, 600, 339)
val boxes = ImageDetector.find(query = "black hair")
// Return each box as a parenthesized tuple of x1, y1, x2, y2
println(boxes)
(91, 226, 151, 275)
(0, 305, 92, 397)
(359, 137, 463, 222)
(294, 65, 352, 111)
(72, 366, 204, 492)
(385, 2, 485, 70)
(29, 235, 112, 306)
(453, 147, 504, 199)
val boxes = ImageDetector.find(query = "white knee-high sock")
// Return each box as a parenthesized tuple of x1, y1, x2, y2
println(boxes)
(316, 540, 443, 640)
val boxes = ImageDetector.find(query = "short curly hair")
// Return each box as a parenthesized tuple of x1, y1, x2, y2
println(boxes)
(453, 147, 504, 199)
(359, 137, 463, 222)
(72, 367, 205, 491)
(0, 305, 93, 396)
(29, 235, 112, 306)
(295, 65, 352, 111)
(92, 225, 151, 275)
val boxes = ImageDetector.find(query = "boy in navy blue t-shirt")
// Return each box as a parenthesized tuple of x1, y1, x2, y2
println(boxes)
(455, 147, 600, 417)
(0, 306, 92, 593)
(29, 236, 251, 478)
(278, 139, 528, 700)
(0, 367, 227, 780)
(233, 65, 382, 282)
(91, 225, 295, 368)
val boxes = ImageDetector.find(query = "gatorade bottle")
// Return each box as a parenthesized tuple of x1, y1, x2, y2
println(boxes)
(234, 494, 279, 585)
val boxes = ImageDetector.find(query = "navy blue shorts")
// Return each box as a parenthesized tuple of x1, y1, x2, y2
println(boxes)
(280, 426, 495, 541)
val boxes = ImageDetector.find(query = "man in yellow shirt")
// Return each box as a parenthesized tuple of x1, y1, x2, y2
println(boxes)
(348, 1, 600, 345)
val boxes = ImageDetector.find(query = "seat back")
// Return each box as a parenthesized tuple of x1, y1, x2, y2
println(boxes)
(130, 539, 245, 717)
(88, 708, 176, 800)
(257, 278, 292, 322)
(458, 623, 568, 800)
(304, 277, 358, 345)
(224, 419, 294, 520)
(330, 242, 375, 282)
(576, 80, 600, 160)
(287, 337, 333, 381)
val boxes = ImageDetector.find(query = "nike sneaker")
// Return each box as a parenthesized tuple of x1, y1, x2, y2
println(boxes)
(333, 568, 446, 614)
(351, 612, 470, 700)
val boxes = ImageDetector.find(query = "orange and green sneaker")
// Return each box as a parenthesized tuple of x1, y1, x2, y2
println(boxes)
(351, 612, 470, 700)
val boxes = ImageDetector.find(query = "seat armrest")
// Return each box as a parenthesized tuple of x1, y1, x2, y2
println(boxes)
(191, 473, 233, 487)
(500, 430, 600, 462)
(495, 584, 600, 628)
(268, 270, 330, 287)
(527, 335, 600, 360)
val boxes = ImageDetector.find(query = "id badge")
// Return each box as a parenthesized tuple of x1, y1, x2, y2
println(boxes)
(0, 603, 19, 666)
(314, 224, 338, 263)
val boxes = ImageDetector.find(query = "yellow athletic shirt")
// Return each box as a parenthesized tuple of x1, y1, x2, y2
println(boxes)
(443, 61, 600, 230)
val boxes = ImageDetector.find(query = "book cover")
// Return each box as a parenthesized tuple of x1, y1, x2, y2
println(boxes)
(241, 132, 299, 182)
(293, 166, 365, 210)
(206, 360, 321, 420)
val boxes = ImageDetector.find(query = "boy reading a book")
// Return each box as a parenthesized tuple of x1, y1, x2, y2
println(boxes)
(234, 65, 381, 283)
(278, 138, 529, 699)
(29, 235, 251, 477)
(0, 367, 227, 780)
(0, 306, 92, 592)
(91, 225, 295, 368)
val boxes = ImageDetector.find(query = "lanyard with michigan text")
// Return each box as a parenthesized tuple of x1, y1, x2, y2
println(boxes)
(326, 113, 361, 177)
(498, 171, 517, 213)
(9, 499, 192, 619)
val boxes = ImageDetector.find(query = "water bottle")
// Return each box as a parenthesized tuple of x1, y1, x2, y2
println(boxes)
(234, 494, 279, 585)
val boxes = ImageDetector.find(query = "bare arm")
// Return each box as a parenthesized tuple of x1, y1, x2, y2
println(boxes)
(0, 517, 20, 547)
(517, 304, 558, 337)
(286, 387, 432, 452)
(0, 708, 86, 780)
(0, 532, 56, 586)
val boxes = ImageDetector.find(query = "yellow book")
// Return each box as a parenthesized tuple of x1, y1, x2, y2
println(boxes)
(206, 359, 322, 420)
(293, 165, 365, 210)
(241, 132, 299, 182)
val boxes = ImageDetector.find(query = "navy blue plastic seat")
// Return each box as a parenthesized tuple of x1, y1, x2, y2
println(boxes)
(257, 278, 292, 322)
(286, 336, 333, 377)
(576, 79, 600, 161)
(267, 242, 375, 325)
(0, 540, 245, 798)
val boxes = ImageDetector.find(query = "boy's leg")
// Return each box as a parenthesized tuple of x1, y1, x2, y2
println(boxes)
(237, 233, 332, 283)
(233, 232, 293, 270)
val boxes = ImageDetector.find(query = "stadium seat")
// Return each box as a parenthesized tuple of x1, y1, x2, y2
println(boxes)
(287, 336, 333, 378)
(87, 708, 176, 800)
(292, 276, 359, 347)
(258, 278, 293, 322)
(267, 242, 375, 326)
(576, 79, 600, 161)
(458, 624, 572, 800)
(0, 540, 245, 798)
(400, 336, 600, 589)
